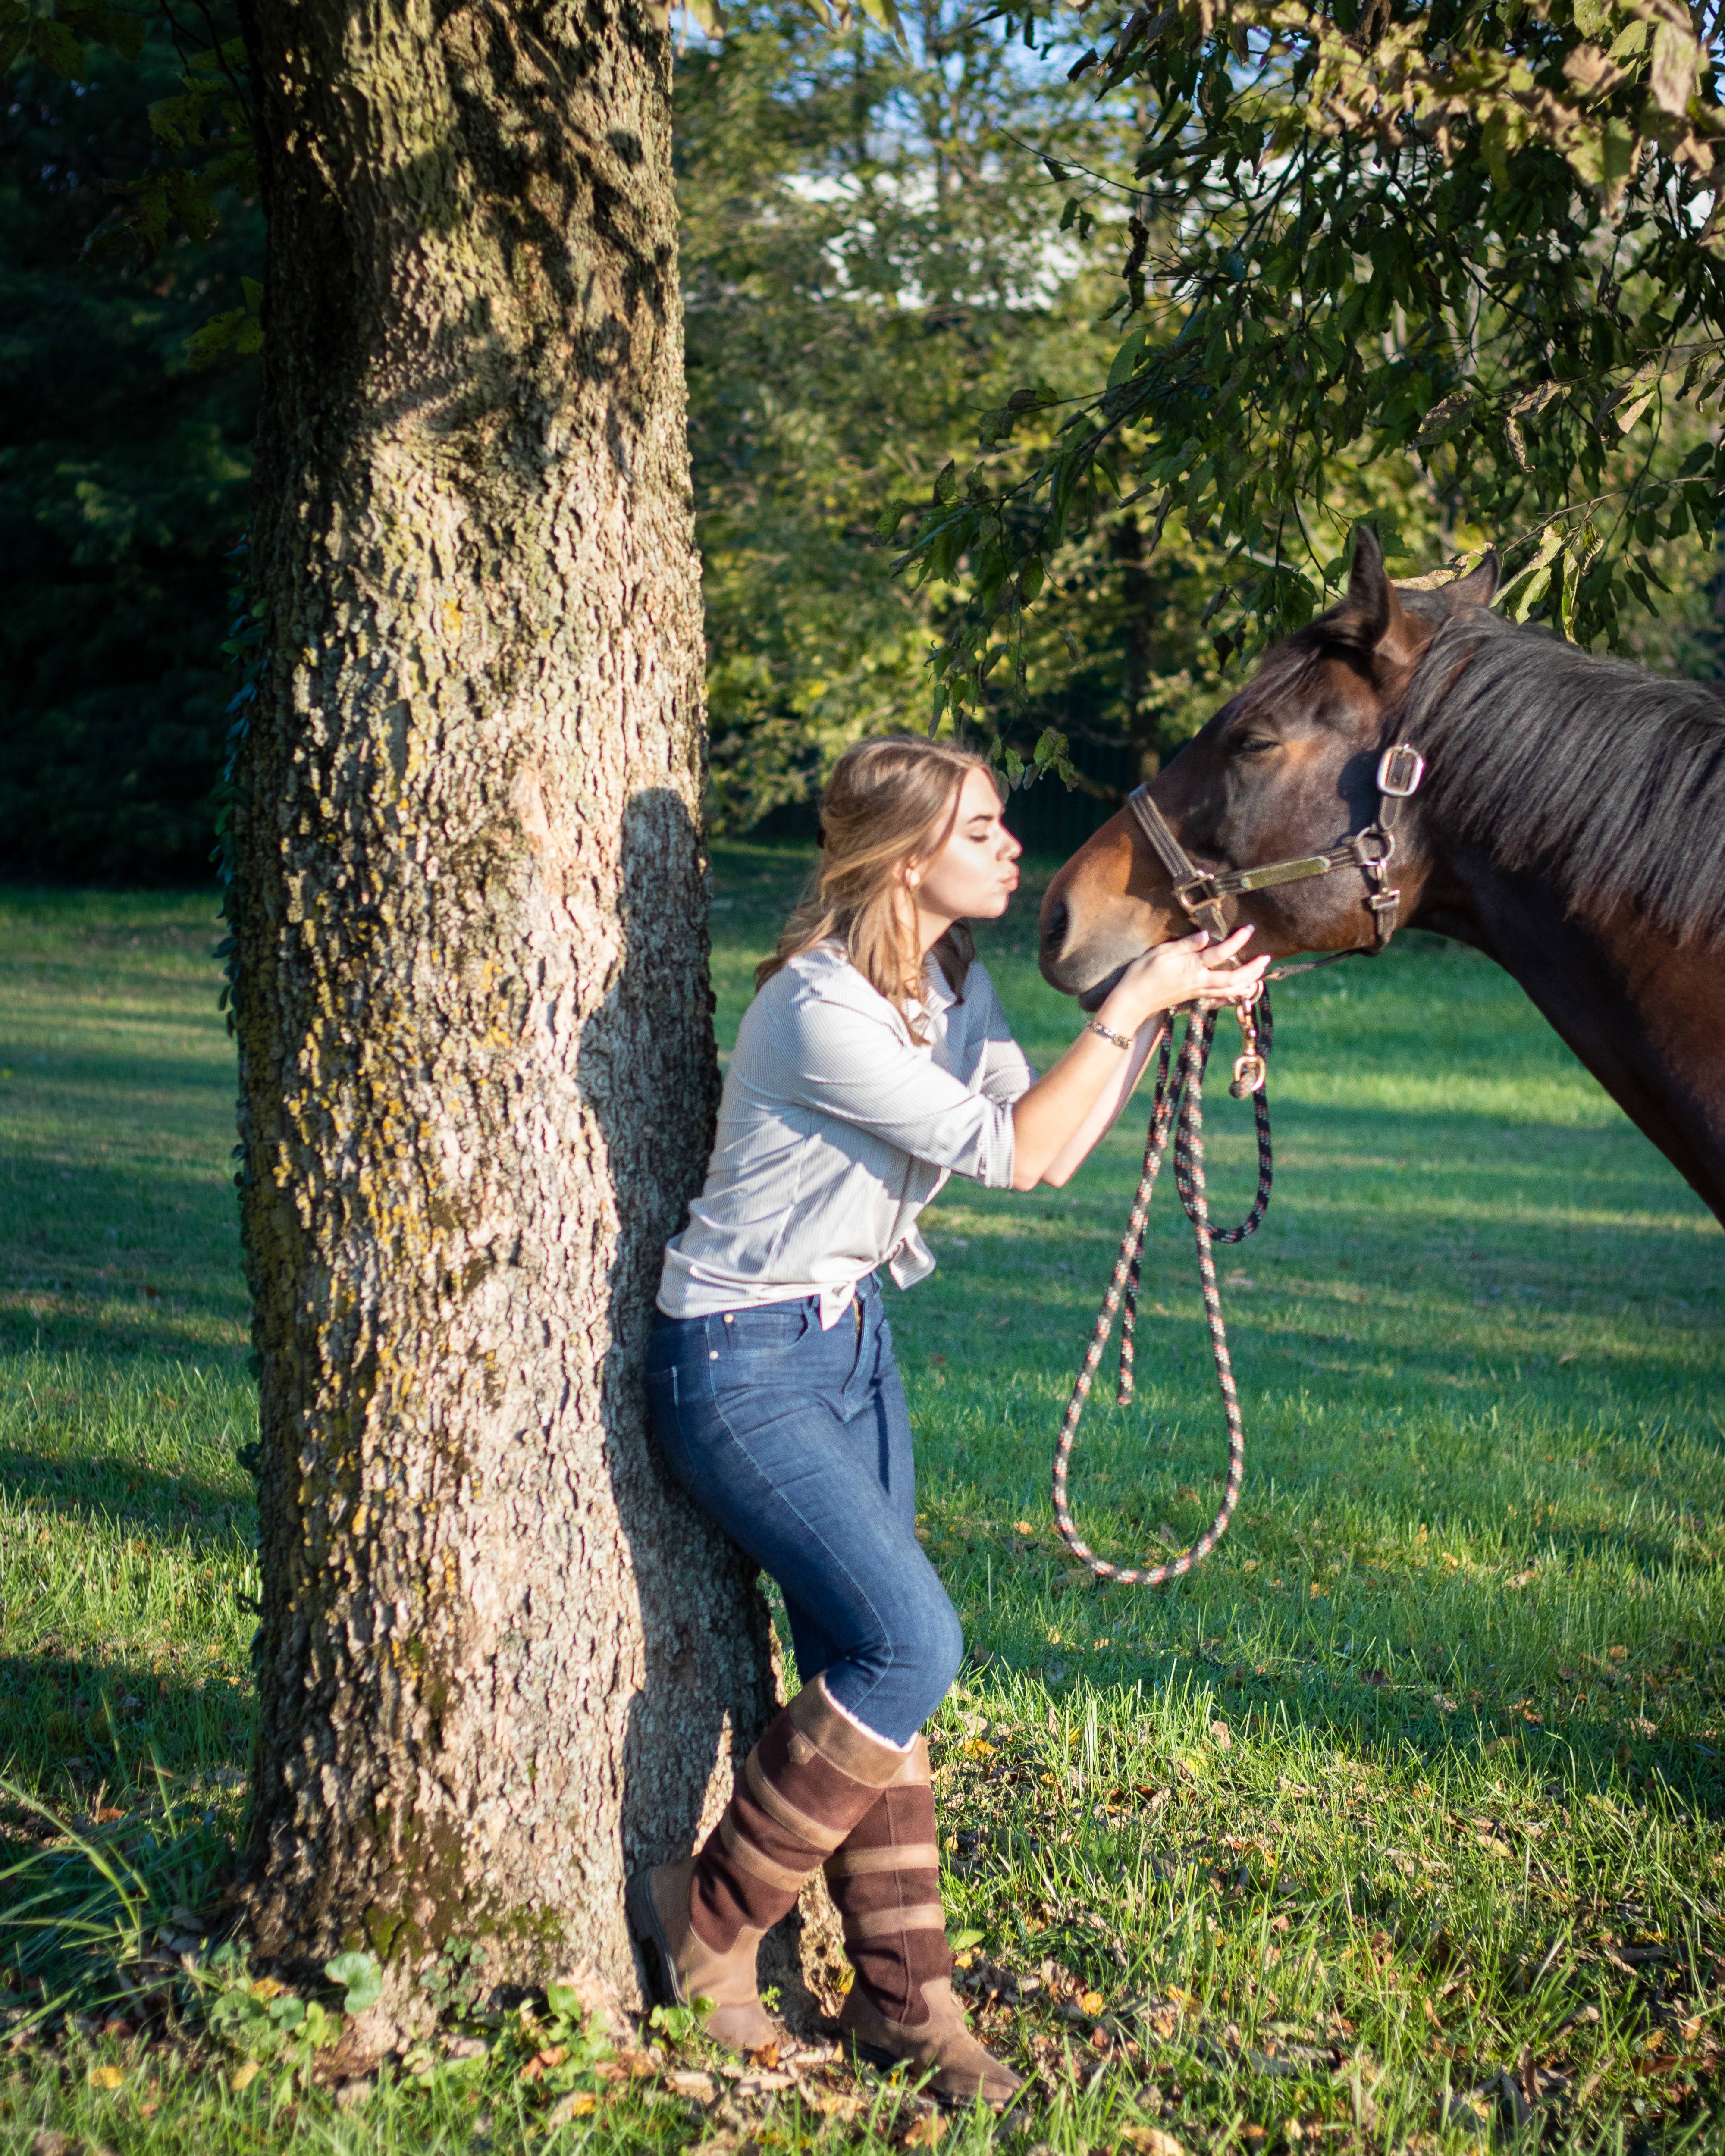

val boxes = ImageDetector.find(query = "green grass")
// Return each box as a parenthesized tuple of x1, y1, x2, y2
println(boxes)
(3, 855, 1723, 2153)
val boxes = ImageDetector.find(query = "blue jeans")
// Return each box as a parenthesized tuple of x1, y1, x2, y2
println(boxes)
(646, 1276, 963, 1746)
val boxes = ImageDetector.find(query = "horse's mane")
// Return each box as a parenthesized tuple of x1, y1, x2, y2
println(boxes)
(1399, 606, 1725, 947)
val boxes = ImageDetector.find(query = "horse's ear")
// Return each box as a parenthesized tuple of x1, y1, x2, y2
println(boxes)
(1342, 523, 1419, 668)
(1445, 551, 1499, 609)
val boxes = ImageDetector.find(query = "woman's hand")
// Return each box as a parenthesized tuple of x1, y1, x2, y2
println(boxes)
(1099, 927, 1268, 1034)
(1008, 926, 1269, 1191)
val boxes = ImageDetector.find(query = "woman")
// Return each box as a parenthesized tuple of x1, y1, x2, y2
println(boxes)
(629, 736, 1265, 2100)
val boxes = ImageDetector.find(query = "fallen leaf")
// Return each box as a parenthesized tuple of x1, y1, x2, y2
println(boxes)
(1080, 1990, 1105, 2015)
(1209, 1721, 1232, 1750)
(809, 2091, 867, 2120)
(229, 2060, 260, 2093)
(546, 2091, 598, 2125)
(88, 2064, 123, 2090)
(1013, 1521, 1035, 1535)
(668, 2068, 718, 2101)
(1119, 2131, 1186, 2156)
(903, 2115, 945, 2147)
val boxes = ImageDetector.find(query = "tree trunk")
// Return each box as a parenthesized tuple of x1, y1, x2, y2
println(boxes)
(229, 0, 791, 2006)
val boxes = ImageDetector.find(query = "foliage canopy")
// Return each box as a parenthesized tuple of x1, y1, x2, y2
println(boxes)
(898, 0, 1725, 735)
(5, 0, 1723, 871)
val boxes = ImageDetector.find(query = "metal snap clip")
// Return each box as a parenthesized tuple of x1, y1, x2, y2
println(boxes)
(1230, 1052, 1267, 1099)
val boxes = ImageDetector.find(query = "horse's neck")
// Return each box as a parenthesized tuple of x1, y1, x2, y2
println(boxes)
(1412, 847, 1725, 1223)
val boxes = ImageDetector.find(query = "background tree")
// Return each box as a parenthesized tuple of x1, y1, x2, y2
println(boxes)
(0, 6, 258, 881)
(677, 0, 1241, 834)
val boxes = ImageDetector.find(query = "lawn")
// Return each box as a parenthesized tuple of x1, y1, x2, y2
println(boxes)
(2, 854, 1723, 2154)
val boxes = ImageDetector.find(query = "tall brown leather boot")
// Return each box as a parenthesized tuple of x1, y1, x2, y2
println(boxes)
(825, 1738, 1022, 2105)
(627, 1675, 909, 2052)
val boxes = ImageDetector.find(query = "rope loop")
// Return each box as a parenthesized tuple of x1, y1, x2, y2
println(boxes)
(1050, 991, 1273, 1587)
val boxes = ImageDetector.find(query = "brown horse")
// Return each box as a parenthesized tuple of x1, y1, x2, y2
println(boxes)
(1038, 529, 1725, 1224)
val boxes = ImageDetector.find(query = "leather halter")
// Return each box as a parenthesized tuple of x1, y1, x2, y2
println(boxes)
(1124, 742, 1427, 954)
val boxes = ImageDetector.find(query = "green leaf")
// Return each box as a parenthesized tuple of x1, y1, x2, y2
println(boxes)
(1107, 327, 1151, 391)
(28, 18, 88, 76)
(186, 307, 245, 367)
(857, 0, 904, 40)
(1480, 108, 1512, 191)
(324, 1950, 383, 2016)
(948, 1927, 987, 1952)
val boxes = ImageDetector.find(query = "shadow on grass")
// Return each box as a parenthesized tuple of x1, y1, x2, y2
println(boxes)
(0, 1653, 254, 1800)
(966, 1637, 1725, 1820)
(0, 1448, 250, 1544)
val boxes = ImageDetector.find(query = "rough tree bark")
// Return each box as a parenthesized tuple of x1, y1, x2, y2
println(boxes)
(229, 0, 819, 2009)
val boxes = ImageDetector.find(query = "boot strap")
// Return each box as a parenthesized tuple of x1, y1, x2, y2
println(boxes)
(825, 1841, 941, 1878)
(842, 1901, 947, 1940)
(719, 1811, 815, 1890)
(745, 1750, 850, 1851)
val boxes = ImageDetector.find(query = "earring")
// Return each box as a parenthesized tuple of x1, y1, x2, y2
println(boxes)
(907, 873, 920, 888)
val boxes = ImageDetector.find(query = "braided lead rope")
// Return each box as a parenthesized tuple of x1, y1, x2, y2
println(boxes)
(1173, 997, 1274, 1247)
(1117, 1025, 1176, 1409)
(1120, 993, 1273, 1403)
(1051, 1003, 1265, 1587)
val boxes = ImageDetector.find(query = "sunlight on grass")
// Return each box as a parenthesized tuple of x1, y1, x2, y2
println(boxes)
(2, 861, 1722, 2151)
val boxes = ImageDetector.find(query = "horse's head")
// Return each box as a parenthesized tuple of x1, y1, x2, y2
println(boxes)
(1039, 530, 1499, 1003)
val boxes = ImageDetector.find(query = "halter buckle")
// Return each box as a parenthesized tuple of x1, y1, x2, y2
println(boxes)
(1376, 743, 1426, 798)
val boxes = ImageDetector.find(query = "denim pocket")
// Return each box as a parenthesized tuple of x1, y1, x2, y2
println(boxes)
(714, 1303, 815, 1355)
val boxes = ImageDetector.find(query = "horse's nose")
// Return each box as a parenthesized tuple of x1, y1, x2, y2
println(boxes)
(1041, 894, 1070, 961)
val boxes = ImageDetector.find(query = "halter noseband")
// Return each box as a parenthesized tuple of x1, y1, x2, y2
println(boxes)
(1125, 741, 1427, 954)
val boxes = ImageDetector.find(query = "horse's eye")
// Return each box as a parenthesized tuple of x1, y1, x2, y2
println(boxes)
(1233, 734, 1278, 757)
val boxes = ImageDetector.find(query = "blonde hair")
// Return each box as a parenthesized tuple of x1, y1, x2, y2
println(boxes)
(755, 735, 1000, 1027)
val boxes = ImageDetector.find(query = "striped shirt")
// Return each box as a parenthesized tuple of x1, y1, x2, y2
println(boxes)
(658, 941, 1036, 1329)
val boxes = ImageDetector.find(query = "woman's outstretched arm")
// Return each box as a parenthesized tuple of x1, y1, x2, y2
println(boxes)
(1009, 928, 1266, 1191)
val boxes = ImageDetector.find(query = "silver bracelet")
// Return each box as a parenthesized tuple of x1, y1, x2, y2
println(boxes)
(1085, 1017, 1134, 1050)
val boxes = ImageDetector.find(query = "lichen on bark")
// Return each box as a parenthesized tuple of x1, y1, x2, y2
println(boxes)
(230, 0, 800, 2005)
